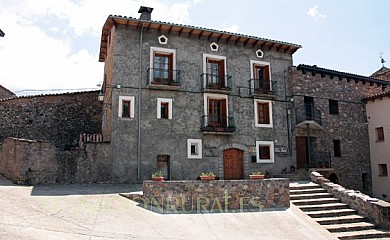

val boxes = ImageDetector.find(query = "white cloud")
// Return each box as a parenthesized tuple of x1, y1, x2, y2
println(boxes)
(221, 24, 240, 33)
(307, 5, 326, 21)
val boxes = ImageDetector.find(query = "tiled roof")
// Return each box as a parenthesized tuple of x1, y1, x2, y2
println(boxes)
(0, 90, 99, 102)
(363, 91, 390, 102)
(370, 66, 390, 78)
(297, 64, 390, 87)
(99, 15, 301, 62)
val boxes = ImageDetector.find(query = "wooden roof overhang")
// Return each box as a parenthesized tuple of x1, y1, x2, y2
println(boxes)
(99, 15, 301, 62)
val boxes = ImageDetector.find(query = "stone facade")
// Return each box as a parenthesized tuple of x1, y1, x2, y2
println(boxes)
(99, 13, 300, 183)
(0, 137, 111, 184)
(142, 179, 289, 212)
(0, 91, 102, 150)
(0, 85, 15, 99)
(311, 171, 390, 229)
(290, 65, 388, 194)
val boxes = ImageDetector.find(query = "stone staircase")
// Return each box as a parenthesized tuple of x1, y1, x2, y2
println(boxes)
(290, 181, 390, 239)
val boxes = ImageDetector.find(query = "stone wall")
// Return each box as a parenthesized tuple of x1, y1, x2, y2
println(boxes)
(0, 137, 112, 184)
(0, 91, 102, 150)
(142, 179, 289, 213)
(311, 171, 390, 229)
(290, 66, 384, 193)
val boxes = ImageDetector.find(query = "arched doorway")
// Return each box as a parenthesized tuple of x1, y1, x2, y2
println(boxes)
(223, 148, 243, 180)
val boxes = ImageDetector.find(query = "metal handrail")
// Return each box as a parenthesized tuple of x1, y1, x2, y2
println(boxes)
(295, 104, 322, 126)
(201, 73, 232, 90)
(147, 68, 181, 85)
(248, 79, 277, 95)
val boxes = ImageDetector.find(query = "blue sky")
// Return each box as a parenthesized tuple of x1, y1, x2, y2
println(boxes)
(0, 0, 389, 95)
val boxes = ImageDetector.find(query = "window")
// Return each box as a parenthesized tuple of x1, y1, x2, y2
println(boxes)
(187, 139, 202, 159)
(203, 54, 227, 89)
(118, 96, 135, 118)
(376, 127, 385, 142)
(256, 141, 274, 163)
(333, 139, 341, 157)
(379, 164, 388, 176)
(149, 47, 176, 84)
(329, 99, 339, 115)
(254, 99, 273, 128)
(204, 93, 228, 127)
(157, 98, 173, 119)
(250, 60, 271, 92)
(362, 173, 369, 191)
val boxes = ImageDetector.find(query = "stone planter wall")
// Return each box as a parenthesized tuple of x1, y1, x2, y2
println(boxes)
(142, 179, 289, 213)
(311, 171, 390, 229)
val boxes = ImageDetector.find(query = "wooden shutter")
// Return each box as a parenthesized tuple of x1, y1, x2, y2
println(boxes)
(221, 99, 227, 126)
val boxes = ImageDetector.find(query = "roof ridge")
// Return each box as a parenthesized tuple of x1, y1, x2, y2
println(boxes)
(0, 90, 99, 102)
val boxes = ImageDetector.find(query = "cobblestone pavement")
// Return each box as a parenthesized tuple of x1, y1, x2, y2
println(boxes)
(0, 176, 337, 240)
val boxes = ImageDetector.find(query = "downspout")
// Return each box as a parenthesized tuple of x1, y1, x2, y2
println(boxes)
(137, 22, 145, 182)
(284, 69, 292, 156)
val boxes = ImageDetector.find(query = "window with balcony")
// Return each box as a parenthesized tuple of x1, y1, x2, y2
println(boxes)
(118, 96, 135, 119)
(249, 60, 272, 94)
(202, 54, 229, 90)
(149, 47, 177, 85)
(254, 99, 273, 128)
(376, 127, 385, 142)
(157, 98, 172, 119)
(256, 141, 274, 163)
(201, 93, 235, 132)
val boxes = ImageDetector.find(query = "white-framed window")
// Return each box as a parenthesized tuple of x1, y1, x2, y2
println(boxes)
(254, 99, 273, 128)
(250, 60, 272, 92)
(203, 54, 227, 89)
(256, 141, 274, 163)
(149, 47, 176, 84)
(118, 96, 135, 119)
(187, 139, 202, 159)
(157, 98, 173, 119)
(203, 93, 229, 127)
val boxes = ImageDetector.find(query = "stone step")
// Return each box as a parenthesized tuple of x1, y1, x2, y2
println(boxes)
(289, 182, 321, 190)
(298, 202, 350, 212)
(325, 222, 376, 233)
(314, 215, 368, 225)
(306, 208, 357, 218)
(333, 229, 390, 239)
(291, 197, 341, 206)
(290, 188, 328, 195)
(290, 192, 333, 200)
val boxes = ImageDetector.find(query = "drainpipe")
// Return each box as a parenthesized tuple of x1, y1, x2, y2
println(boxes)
(284, 69, 292, 156)
(137, 22, 145, 182)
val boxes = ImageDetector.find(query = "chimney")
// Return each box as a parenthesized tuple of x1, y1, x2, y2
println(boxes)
(138, 6, 153, 21)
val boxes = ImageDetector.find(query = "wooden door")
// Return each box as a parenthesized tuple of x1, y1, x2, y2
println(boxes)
(223, 149, 243, 180)
(296, 137, 307, 169)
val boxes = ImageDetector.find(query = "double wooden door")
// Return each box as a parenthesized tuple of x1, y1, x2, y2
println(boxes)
(223, 149, 243, 180)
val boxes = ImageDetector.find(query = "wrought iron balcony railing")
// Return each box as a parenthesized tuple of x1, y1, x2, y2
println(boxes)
(201, 115, 236, 133)
(201, 73, 232, 91)
(147, 68, 181, 86)
(295, 104, 322, 126)
(248, 79, 277, 95)
(310, 151, 332, 168)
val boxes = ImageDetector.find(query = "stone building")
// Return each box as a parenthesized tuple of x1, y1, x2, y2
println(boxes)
(0, 85, 15, 99)
(290, 64, 389, 193)
(98, 6, 301, 183)
(364, 90, 390, 201)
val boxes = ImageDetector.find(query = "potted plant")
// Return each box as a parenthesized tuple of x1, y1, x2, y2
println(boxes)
(152, 171, 164, 181)
(249, 171, 264, 180)
(200, 171, 216, 181)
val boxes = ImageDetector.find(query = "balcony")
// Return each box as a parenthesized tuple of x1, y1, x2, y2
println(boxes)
(310, 151, 332, 169)
(147, 68, 181, 90)
(201, 73, 232, 93)
(295, 104, 323, 130)
(248, 79, 277, 98)
(201, 115, 236, 134)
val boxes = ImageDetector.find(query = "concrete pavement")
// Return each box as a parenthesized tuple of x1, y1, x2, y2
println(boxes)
(0, 176, 337, 239)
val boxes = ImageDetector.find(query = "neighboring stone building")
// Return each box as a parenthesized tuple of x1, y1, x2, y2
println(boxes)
(0, 29, 4, 37)
(371, 66, 390, 82)
(290, 64, 389, 193)
(98, 6, 301, 183)
(364, 91, 390, 201)
(0, 85, 15, 99)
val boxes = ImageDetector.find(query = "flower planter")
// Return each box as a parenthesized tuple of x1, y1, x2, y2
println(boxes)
(200, 176, 216, 181)
(249, 175, 264, 180)
(152, 177, 164, 181)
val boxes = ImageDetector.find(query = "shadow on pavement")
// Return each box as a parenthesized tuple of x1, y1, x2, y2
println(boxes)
(30, 183, 143, 196)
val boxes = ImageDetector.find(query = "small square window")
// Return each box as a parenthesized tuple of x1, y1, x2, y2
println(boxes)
(329, 99, 339, 115)
(157, 98, 172, 119)
(376, 127, 385, 142)
(122, 100, 131, 118)
(188, 139, 202, 159)
(256, 141, 274, 163)
(333, 139, 341, 157)
(118, 96, 135, 118)
(379, 164, 388, 176)
(160, 102, 169, 119)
